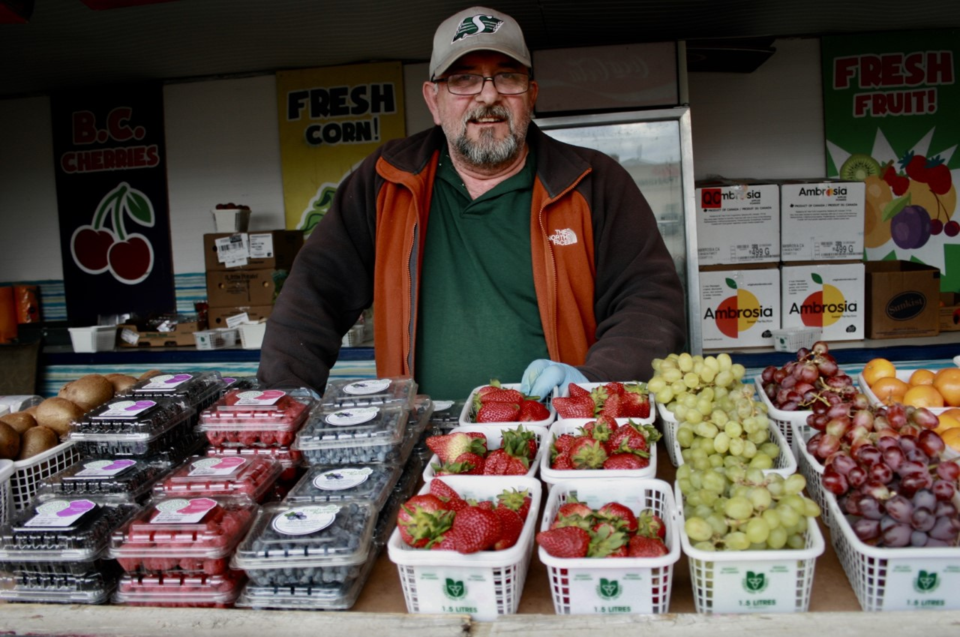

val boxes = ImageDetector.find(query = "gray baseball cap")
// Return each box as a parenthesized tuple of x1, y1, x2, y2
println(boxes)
(429, 6, 532, 79)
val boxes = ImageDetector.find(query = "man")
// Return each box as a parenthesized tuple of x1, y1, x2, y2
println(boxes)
(258, 6, 686, 401)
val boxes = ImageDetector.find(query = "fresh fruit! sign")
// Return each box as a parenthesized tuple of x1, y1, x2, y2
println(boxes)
(823, 32, 960, 291)
(51, 84, 174, 323)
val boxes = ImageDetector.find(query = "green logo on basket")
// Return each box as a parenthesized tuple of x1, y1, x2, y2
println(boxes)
(743, 571, 768, 593)
(597, 578, 622, 600)
(444, 578, 467, 600)
(914, 570, 940, 593)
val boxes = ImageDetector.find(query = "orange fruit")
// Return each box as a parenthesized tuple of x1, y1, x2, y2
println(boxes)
(943, 408, 960, 421)
(941, 428, 960, 453)
(909, 369, 936, 386)
(902, 385, 945, 409)
(870, 376, 909, 404)
(934, 413, 960, 436)
(862, 358, 897, 387)
(933, 368, 960, 407)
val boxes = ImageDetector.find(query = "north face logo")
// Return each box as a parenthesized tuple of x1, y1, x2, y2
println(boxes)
(549, 228, 578, 246)
(452, 15, 504, 42)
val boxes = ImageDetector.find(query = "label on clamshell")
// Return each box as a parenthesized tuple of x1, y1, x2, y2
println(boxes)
(188, 456, 247, 477)
(75, 459, 137, 478)
(312, 467, 372, 491)
(234, 390, 285, 406)
(324, 406, 379, 427)
(26, 500, 96, 528)
(138, 374, 193, 391)
(342, 379, 391, 396)
(93, 400, 157, 419)
(272, 505, 339, 536)
(151, 498, 218, 524)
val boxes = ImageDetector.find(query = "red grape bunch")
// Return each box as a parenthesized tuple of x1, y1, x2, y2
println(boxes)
(760, 341, 856, 411)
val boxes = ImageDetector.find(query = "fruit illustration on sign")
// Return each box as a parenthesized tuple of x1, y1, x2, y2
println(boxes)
(799, 273, 845, 327)
(69, 181, 155, 285)
(714, 278, 760, 338)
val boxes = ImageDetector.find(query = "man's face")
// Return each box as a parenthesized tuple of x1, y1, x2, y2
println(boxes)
(423, 52, 538, 172)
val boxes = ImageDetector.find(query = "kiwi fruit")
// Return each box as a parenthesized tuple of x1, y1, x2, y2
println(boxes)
(18, 425, 59, 460)
(0, 411, 37, 435)
(59, 374, 115, 412)
(35, 397, 84, 437)
(0, 421, 19, 459)
(139, 369, 163, 381)
(105, 373, 139, 393)
(840, 153, 881, 182)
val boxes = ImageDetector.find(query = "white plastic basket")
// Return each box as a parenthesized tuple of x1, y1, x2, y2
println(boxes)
(193, 327, 239, 350)
(68, 325, 117, 352)
(674, 418, 797, 479)
(458, 383, 555, 428)
(239, 322, 266, 349)
(858, 369, 952, 415)
(386, 475, 542, 621)
(754, 376, 812, 457)
(0, 459, 13, 525)
(422, 424, 548, 481)
(656, 401, 681, 467)
(790, 420, 831, 525)
(558, 382, 656, 426)
(10, 440, 82, 510)
(539, 419, 657, 485)
(825, 491, 960, 611)
(675, 482, 825, 613)
(770, 327, 821, 353)
(539, 478, 680, 614)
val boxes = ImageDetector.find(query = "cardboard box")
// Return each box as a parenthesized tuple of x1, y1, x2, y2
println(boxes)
(203, 230, 303, 271)
(780, 181, 864, 262)
(695, 180, 780, 266)
(781, 262, 865, 341)
(939, 292, 960, 332)
(206, 269, 278, 307)
(208, 305, 273, 328)
(700, 266, 780, 349)
(865, 261, 940, 339)
(117, 321, 201, 348)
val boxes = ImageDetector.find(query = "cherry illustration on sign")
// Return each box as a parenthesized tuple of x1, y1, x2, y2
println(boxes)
(70, 181, 155, 284)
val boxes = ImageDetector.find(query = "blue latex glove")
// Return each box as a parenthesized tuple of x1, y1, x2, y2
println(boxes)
(520, 359, 588, 400)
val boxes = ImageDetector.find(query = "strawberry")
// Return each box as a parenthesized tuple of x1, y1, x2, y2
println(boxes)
(621, 384, 651, 419)
(536, 526, 590, 558)
(587, 522, 629, 557)
(397, 495, 454, 548)
(902, 152, 929, 183)
(927, 161, 953, 196)
(480, 388, 524, 404)
(552, 394, 595, 419)
(608, 545, 629, 558)
(637, 509, 667, 540)
(492, 506, 524, 550)
(519, 399, 550, 422)
(497, 488, 531, 521)
(603, 452, 649, 470)
(568, 383, 592, 399)
(568, 436, 608, 469)
(450, 506, 502, 553)
(600, 393, 622, 419)
(551, 453, 574, 470)
(604, 382, 625, 398)
(628, 535, 668, 557)
(426, 432, 487, 464)
(502, 425, 538, 460)
(596, 502, 638, 533)
(434, 451, 485, 475)
(429, 478, 460, 500)
(482, 448, 529, 475)
(476, 402, 521, 423)
(581, 416, 617, 443)
(430, 534, 457, 551)
(551, 501, 594, 530)
(552, 433, 578, 456)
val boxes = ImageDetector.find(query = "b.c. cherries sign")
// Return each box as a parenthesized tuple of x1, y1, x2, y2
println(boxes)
(51, 84, 174, 324)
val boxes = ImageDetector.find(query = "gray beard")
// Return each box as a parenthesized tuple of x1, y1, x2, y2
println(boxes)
(447, 106, 528, 171)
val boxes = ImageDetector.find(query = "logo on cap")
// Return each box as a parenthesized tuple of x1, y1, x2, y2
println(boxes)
(453, 15, 503, 42)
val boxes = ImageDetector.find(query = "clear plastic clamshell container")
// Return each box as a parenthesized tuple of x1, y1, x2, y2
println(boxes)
(154, 455, 283, 503)
(113, 570, 246, 607)
(232, 501, 377, 587)
(0, 498, 139, 562)
(198, 388, 314, 448)
(68, 396, 199, 458)
(235, 554, 375, 611)
(205, 446, 302, 482)
(295, 404, 410, 465)
(120, 371, 224, 413)
(37, 457, 171, 504)
(220, 376, 260, 393)
(0, 563, 121, 604)
(321, 377, 417, 409)
(284, 462, 402, 511)
(109, 495, 257, 575)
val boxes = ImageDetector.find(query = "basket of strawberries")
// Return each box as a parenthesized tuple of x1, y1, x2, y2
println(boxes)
(540, 417, 660, 485)
(422, 424, 547, 480)
(552, 382, 655, 425)
(458, 382, 555, 427)
(536, 478, 681, 614)
(386, 475, 542, 621)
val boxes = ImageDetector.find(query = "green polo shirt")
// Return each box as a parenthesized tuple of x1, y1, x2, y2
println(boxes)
(414, 147, 549, 401)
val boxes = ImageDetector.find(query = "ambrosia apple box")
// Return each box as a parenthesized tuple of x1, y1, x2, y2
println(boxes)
(700, 266, 780, 349)
(695, 180, 780, 266)
(780, 180, 864, 262)
(780, 262, 865, 341)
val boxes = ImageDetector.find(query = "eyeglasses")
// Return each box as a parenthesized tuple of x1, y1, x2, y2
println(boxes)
(432, 72, 531, 95)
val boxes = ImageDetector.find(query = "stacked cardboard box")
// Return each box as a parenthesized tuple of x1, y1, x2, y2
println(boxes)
(203, 230, 304, 332)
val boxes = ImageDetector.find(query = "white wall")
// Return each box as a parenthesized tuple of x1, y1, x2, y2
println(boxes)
(0, 38, 824, 281)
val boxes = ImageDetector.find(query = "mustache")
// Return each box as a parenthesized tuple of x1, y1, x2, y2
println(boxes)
(463, 105, 511, 124)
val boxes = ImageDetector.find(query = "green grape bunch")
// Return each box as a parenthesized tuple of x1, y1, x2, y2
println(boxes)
(649, 352, 747, 420)
(677, 467, 821, 552)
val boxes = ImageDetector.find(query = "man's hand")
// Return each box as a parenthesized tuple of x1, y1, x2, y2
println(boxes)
(520, 359, 588, 400)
